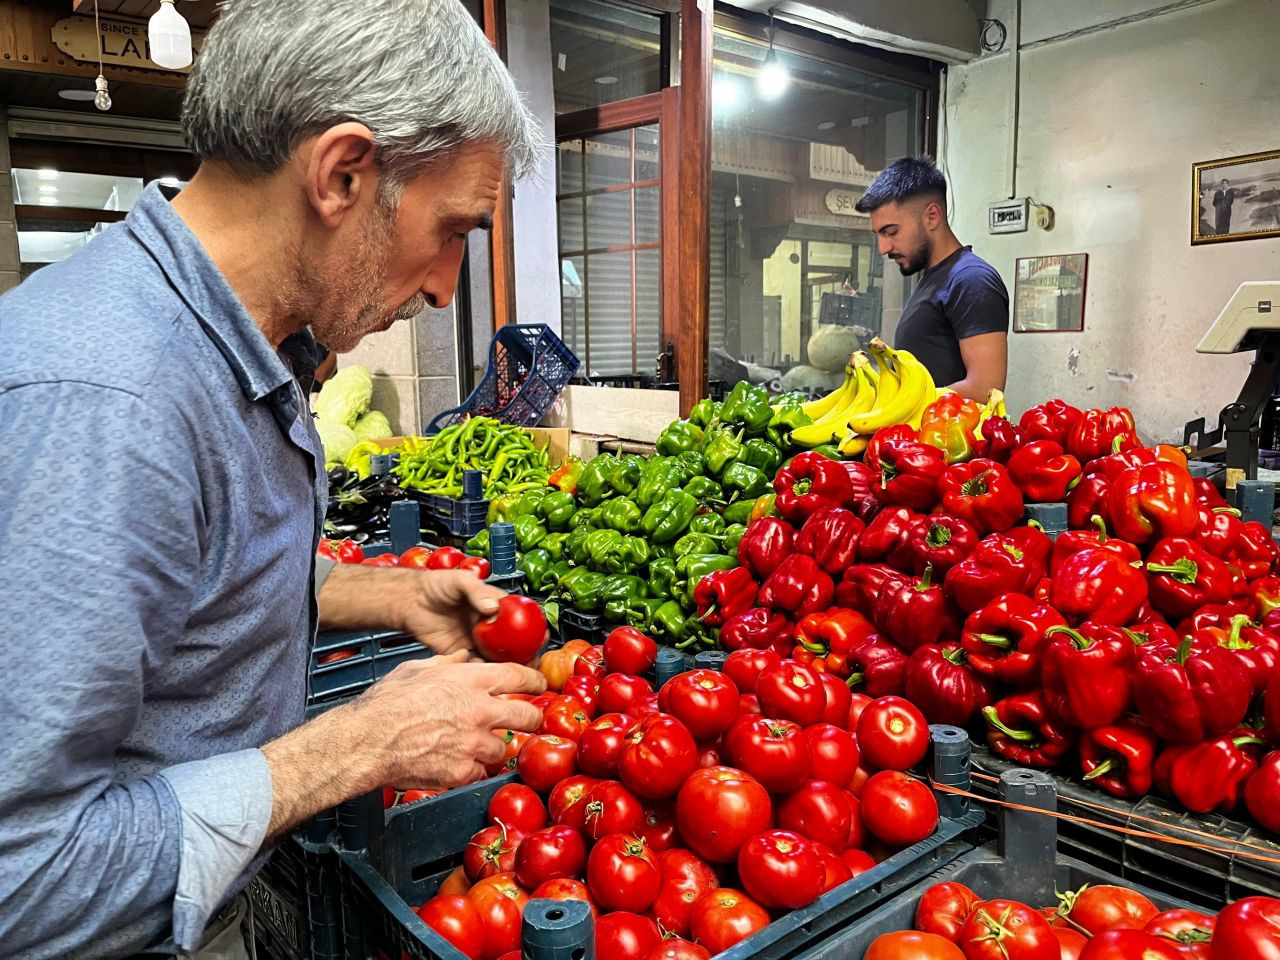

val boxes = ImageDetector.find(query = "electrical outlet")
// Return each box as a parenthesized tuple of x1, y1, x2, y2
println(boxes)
(1036, 205, 1056, 230)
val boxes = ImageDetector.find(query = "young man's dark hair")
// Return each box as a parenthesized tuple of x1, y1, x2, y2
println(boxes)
(856, 156, 947, 213)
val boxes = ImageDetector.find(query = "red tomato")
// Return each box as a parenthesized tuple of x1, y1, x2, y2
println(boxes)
(689, 888, 771, 954)
(460, 556, 492, 579)
(474, 595, 547, 664)
(398, 787, 445, 804)
(426, 546, 467, 570)
(859, 771, 939, 848)
(724, 648, 783, 693)
(737, 829, 824, 909)
(636, 802, 678, 852)
(960, 900, 1058, 960)
(697, 739, 723, 768)
(316, 648, 359, 665)
(847, 762, 875, 796)
(467, 873, 529, 960)
(488, 783, 547, 834)
(1079, 930, 1183, 960)
(416, 894, 485, 960)
(777, 780, 853, 852)
(598, 673, 654, 714)
(864, 931, 965, 960)
(399, 546, 434, 568)
(604, 626, 659, 675)
(617, 714, 700, 799)
(561, 676, 600, 715)
(318, 538, 365, 564)
(463, 824, 526, 883)
(1210, 897, 1280, 960)
(631, 692, 663, 719)
(813, 841, 854, 893)
(1145, 909, 1215, 960)
(362, 553, 400, 566)
(530, 878, 597, 917)
(857, 696, 930, 771)
(1063, 885, 1160, 935)
(1054, 927, 1089, 960)
(439, 865, 471, 897)
(514, 824, 587, 889)
(819, 672, 853, 728)
(804, 723, 861, 785)
(487, 729, 532, 777)
(548, 774, 600, 827)
(755, 660, 827, 726)
(596, 911, 661, 960)
(644, 939, 712, 960)
(540, 696, 592, 741)
(577, 712, 634, 778)
(652, 849, 720, 938)
(915, 882, 980, 942)
(659, 670, 741, 740)
(722, 715, 810, 793)
(581, 780, 646, 840)
(516, 735, 578, 793)
(676, 766, 773, 863)
(847, 693, 873, 732)
(845, 791, 866, 849)
(574, 647, 607, 679)
(739, 693, 763, 716)
(587, 834, 662, 913)
(382, 786, 398, 809)
(841, 848, 876, 876)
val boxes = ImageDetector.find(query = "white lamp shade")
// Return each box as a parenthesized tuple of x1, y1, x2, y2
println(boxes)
(149, 0, 193, 70)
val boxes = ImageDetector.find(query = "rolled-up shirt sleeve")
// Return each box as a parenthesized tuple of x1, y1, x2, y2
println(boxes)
(0, 381, 270, 957)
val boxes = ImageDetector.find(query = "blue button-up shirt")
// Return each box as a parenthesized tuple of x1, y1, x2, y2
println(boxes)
(0, 183, 326, 957)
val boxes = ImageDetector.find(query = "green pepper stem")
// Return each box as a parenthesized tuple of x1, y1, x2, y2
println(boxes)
(1090, 515, 1109, 540)
(1212, 506, 1243, 517)
(1082, 758, 1115, 781)
(845, 671, 864, 688)
(926, 524, 953, 548)
(1146, 557, 1199, 585)
(982, 706, 1036, 742)
(960, 470, 993, 498)
(1045, 624, 1090, 650)
(976, 633, 1013, 649)
(917, 564, 936, 591)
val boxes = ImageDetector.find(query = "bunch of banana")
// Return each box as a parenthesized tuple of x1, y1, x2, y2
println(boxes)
(974, 388, 1007, 439)
(788, 352, 875, 448)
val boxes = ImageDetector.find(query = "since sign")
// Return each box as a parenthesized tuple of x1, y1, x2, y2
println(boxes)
(52, 14, 205, 74)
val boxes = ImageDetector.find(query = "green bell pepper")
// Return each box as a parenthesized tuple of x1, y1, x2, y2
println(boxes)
(514, 488, 549, 518)
(619, 535, 652, 573)
(608, 455, 645, 497)
(724, 523, 748, 558)
(674, 532, 722, 558)
(465, 529, 491, 558)
(637, 458, 685, 510)
(600, 574, 649, 608)
(600, 498, 643, 534)
(812, 444, 841, 461)
(683, 475, 724, 502)
(559, 566, 606, 612)
(517, 548, 553, 591)
(722, 461, 770, 500)
(688, 513, 726, 537)
(539, 491, 578, 532)
(650, 599, 691, 643)
(675, 553, 738, 604)
(721, 380, 773, 435)
(585, 528, 625, 570)
(579, 454, 619, 507)
(642, 489, 700, 543)
(676, 451, 707, 479)
(570, 507, 599, 530)
(703, 426, 745, 478)
(540, 531, 569, 562)
(606, 595, 664, 630)
(656, 420, 705, 457)
(514, 515, 547, 552)
(739, 438, 783, 477)
(689, 398, 723, 429)
(650, 542, 674, 560)
(542, 559, 572, 594)
(722, 500, 756, 525)
(650, 556, 680, 599)
(767, 404, 814, 449)
(566, 525, 594, 566)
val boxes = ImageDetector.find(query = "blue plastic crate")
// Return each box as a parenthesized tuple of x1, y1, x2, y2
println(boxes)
(426, 324, 579, 434)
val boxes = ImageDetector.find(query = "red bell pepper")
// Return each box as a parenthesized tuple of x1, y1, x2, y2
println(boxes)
(795, 506, 865, 576)
(835, 563, 905, 615)
(1123, 619, 1181, 656)
(1049, 516, 1140, 576)
(944, 533, 1048, 614)
(937, 459, 1025, 535)
(758, 553, 835, 619)
(877, 441, 947, 511)
(1229, 521, 1280, 582)
(864, 424, 919, 473)
(1066, 473, 1112, 531)
(774, 452, 855, 523)
(840, 460, 881, 521)
(1219, 617, 1280, 694)
(1132, 638, 1253, 743)
(919, 395, 981, 464)
(1108, 462, 1198, 545)
(857, 506, 921, 564)
(1153, 727, 1264, 814)
(960, 592, 1067, 685)
(1144, 536, 1236, 621)
(693, 567, 759, 627)
(1041, 623, 1136, 729)
(982, 690, 1076, 768)
(871, 565, 963, 652)
(1079, 721, 1159, 799)
(737, 517, 795, 580)
(1049, 546, 1149, 626)
(1193, 476, 1231, 508)
(720, 607, 793, 652)
(1175, 601, 1254, 636)
(1256, 577, 1280, 618)
(1018, 399, 1083, 445)
(844, 634, 908, 697)
(973, 415, 1022, 463)
(903, 642, 997, 726)
(1065, 406, 1140, 463)
(889, 514, 979, 576)
(1082, 444, 1186, 481)
(1245, 750, 1280, 830)
(1266, 671, 1280, 746)
(813, 608, 876, 658)
(1007, 440, 1083, 504)
(1194, 504, 1244, 559)
(1004, 523, 1053, 571)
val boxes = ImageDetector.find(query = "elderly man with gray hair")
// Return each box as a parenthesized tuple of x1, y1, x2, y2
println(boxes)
(0, 1, 548, 957)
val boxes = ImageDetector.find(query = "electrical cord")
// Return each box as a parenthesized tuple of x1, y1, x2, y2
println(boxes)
(979, 18, 1008, 53)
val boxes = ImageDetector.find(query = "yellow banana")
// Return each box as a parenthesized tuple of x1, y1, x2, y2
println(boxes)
(838, 432, 869, 457)
(845, 341, 928, 435)
(788, 355, 872, 447)
(905, 361, 938, 430)
(797, 358, 857, 421)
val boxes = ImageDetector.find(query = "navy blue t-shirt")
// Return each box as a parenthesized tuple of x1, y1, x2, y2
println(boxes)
(894, 246, 1009, 386)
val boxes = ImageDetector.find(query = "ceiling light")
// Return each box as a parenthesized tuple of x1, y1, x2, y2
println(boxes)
(37, 169, 58, 181)
(594, 75, 618, 85)
(38, 196, 58, 205)
(756, 10, 791, 101)
(149, 0, 193, 70)
(38, 185, 57, 194)
(57, 89, 98, 102)
(712, 75, 741, 110)
(817, 121, 836, 131)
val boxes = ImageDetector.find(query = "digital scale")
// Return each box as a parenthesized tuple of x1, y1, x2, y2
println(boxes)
(1184, 281, 1280, 485)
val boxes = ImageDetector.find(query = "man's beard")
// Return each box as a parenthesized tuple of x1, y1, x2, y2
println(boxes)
(896, 236, 932, 277)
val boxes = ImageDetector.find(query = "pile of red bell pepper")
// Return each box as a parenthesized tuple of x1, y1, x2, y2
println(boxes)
(698, 395, 1280, 828)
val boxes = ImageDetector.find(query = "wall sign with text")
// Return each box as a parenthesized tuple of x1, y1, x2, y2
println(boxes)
(52, 14, 206, 74)
(1013, 254, 1088, 333)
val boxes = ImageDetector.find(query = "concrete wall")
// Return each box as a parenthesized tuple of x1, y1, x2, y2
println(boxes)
(944, 0, 1280, 442)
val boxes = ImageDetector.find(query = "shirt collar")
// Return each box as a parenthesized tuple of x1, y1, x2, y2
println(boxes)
(125, 182, 314, 402)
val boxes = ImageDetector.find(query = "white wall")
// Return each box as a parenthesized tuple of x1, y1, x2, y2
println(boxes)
(944, 0, 1280, 442)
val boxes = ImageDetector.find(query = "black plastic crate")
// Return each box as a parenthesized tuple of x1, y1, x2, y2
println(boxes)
(558, 607, 607, 645)
(422, 494, 491, 538)
(248, 835, 344, 960)
(971, 746, 1280, 909)
(309, 629, 430, 706)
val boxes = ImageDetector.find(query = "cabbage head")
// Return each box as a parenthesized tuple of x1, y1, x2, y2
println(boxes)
(352, 410, 393, 442)
(314, 365, 373, 428)
(317, 420, 358, 465)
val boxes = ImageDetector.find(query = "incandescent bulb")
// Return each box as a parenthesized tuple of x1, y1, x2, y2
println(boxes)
(149, 0, 193, 70)
(94, 75, 112, 112)
(757, 50, 790, 100)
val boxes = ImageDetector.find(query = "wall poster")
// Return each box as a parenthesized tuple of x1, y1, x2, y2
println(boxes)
(1013, 254, 1088, 333)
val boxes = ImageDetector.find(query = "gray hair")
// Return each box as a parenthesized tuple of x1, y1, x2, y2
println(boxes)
(182, 0, 543, 183)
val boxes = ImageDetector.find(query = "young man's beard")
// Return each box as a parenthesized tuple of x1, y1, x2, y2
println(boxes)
(897, 235, 933, 277)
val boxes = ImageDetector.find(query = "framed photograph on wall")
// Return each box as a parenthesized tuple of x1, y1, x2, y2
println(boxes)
(1192, 149, 1280, 245)
(1013, 254, 1088, 333)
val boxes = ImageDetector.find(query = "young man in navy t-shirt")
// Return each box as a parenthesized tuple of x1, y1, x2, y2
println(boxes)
(856, 156, 1009, 401)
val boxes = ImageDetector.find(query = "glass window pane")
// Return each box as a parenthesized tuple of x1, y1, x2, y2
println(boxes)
(635, 124, 661, 181)
(561, 256, 587, 360)
(636, 248, 662, 378)
(635, 186, 659, 245)
(584, 250, 636, 376)
(557, 140, 584, 194)
(585, 190, 633, 249)
(558, 196, 584, 253)
(586, 130, 635, 188)
(550, 0, 663, 115)
(12, 168, 144, 211)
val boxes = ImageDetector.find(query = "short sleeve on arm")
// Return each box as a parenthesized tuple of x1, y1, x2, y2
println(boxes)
(945, 262, 1010, 339)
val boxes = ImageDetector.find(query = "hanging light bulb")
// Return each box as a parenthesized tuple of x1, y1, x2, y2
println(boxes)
(93, 75, 112, 112)
(756, 9, 791, 101)
(149, 0, 193, 70)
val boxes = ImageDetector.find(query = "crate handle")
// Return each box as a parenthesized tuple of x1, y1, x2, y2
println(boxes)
(522, 898, 595, 960)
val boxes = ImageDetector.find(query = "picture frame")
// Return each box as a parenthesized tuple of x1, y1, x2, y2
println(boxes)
(1192, 149, 1280, 245)
(1012, 254, 1088, 333)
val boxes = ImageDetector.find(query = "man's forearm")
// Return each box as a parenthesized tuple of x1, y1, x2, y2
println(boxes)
(317, 563, 419, 632)
(945, 377, 999, 402)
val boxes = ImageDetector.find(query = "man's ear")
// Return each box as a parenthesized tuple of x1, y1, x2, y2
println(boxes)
(304, 122, 379, 228)
(923, 199, 944, 231)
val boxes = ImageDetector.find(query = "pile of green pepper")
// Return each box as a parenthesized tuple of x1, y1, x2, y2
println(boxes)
(466, 382, 811, 648)
(392, 418, 551, 498)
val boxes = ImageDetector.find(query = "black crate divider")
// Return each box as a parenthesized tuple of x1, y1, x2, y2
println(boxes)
(330, 729, 984, 960)
(971, 745, 1280, 909)
(309, 628, 429, 706)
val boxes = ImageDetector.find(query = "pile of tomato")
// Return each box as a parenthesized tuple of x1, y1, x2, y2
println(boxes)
(866, 880, 1280, 959)
(318, 538, 491, 577)
(412, 627, 944, 959)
